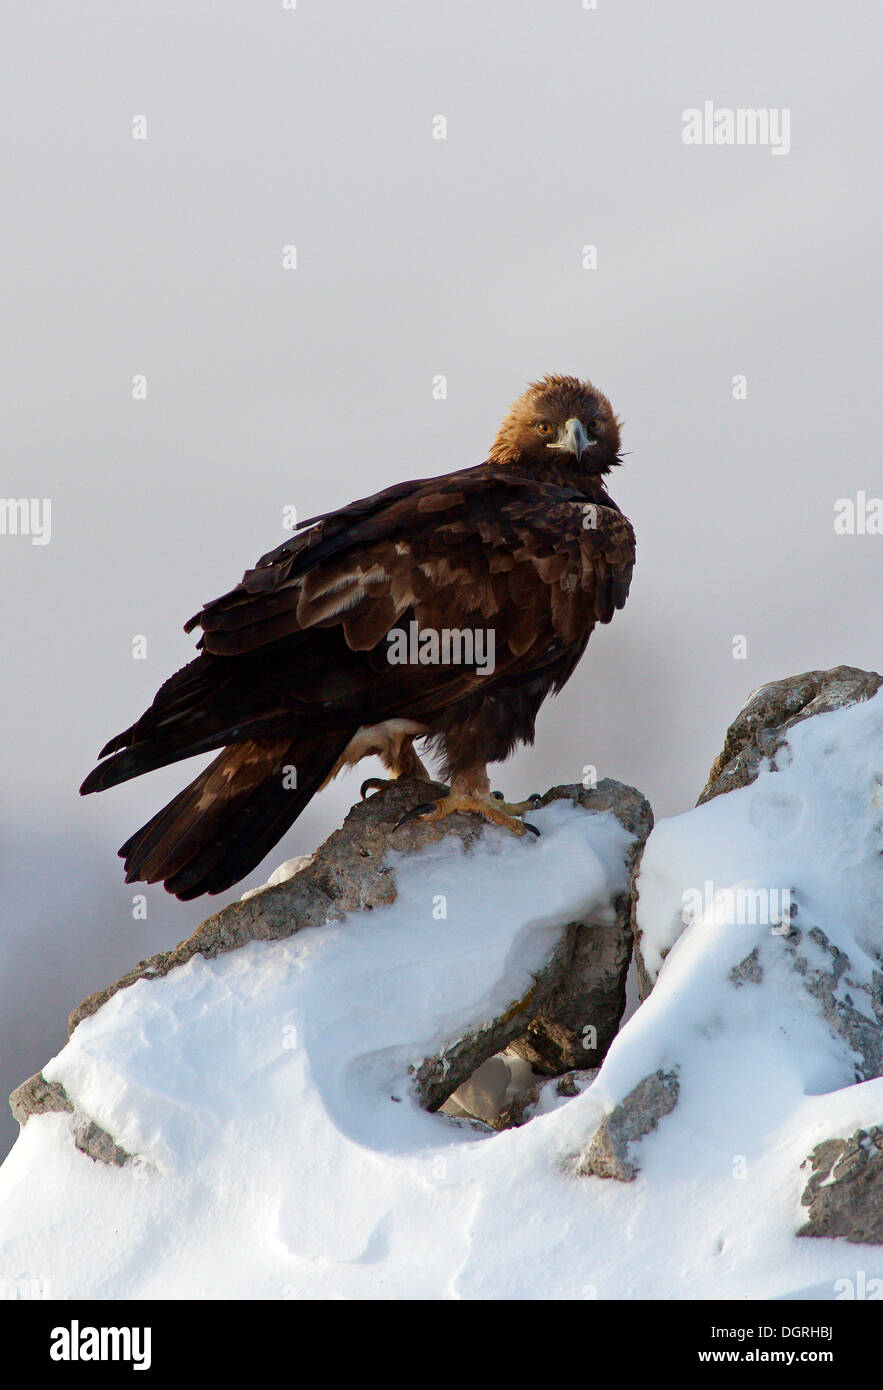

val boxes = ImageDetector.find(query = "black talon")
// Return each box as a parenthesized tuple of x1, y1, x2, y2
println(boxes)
(523, 822, 541, 837)
(527, 793, 542, 805)
(491, 790, 504, 800)
(360, 777, 389, 800)
(394, 801, 440, 830)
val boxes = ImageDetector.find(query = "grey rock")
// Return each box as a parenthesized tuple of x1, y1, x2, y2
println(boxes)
(9, 1073, 73, 1126)
(729, 947, 763, 986)
(798, 1128, 883, 1244)
(495, 1069, 598, 1131)
(725, 921, 883, 1080)
(577, 1069, 680, 1180)
(73, 1118, 131, 1168)
(10, 1071, 130, 1168)
(442, 1049, 538, 1126)
(555, 1071, 584, 1099)
(12, 775, 652, 1144)
(495, 1081, 544, 1130)
(698, 665, 881, 806)
(630, 852, 655, 1003)
(783, 926, 883, 1082)
(9, 776, 471, 1157)
(441, 1057, 511, 1127)
(412, 909, 582, 1113)
(414, 780, 652, 1111)
(634, 665, 881, 998)
(506, 780, 653, 1076)
(67, 775, 456, 1036)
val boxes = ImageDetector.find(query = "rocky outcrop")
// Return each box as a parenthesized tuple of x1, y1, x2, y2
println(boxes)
(634, 666, 883, 998)
(439, 781, 651, 1131)
(576, 1070, 679, 1180)
(784, 927, 883, 1084)
(494, 1069, 596, 1132)
(416, 780, 652, 1111)
(799, 1129, 883, 1244)
(697, 665, 881, 806)
(66, 775, 456, 1037)
(3, 667, 882, 1297)
(575, 666, 883, 1260)
(442, 1055, 597, 1131)
(10, 1073, 130, 1167)
(505, 781, 652, 1078)
(11, 775, 652, 1153)
(9, 1072, 72, 1127)
(727, 922, 883, 1083)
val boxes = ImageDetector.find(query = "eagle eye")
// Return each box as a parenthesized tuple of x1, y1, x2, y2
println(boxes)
(536, 421, 553, 435)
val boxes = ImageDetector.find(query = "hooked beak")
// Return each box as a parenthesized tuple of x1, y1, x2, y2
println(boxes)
(549, 416, 594, 461)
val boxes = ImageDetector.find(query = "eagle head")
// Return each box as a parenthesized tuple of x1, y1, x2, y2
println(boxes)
(487, 374, 621, 476)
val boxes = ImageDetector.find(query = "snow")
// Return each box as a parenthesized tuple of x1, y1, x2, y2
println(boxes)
(239, 855, 313, 900)
(1, 692, 881, 1299)
(636, 692, 883, 985)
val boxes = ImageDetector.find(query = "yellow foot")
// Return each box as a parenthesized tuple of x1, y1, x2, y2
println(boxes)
(396, 792, 541, 837)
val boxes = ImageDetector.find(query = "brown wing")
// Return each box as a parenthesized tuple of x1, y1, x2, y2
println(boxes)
(84, 466, 634, 791)
(81, 463, 634, 900)
(186, 468, 634, 701)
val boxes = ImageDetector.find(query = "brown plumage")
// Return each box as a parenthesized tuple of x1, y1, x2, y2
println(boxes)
(81, 374, 636, 899)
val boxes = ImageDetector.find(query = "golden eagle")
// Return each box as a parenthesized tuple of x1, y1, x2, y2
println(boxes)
(81, 375, 635, 899)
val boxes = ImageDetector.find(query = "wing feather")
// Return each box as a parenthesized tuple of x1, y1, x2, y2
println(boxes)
(186, 470, 635, 702)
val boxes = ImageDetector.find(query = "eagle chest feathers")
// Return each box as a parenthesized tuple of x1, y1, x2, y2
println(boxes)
(81, 374, 636, 898)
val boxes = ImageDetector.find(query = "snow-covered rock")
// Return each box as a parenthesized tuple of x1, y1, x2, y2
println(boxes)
(1, 777, 649, 1298)
(577, 671, 883, 1239)
(799, 1128, 883, 1243)
(2, 669, 881, 1298)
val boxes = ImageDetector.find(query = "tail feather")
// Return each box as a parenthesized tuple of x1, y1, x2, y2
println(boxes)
(82, 652, 298, 794)
(119, 733, 350, 900)
(95, 655, 234, 761)
(80, 713, 303, 795)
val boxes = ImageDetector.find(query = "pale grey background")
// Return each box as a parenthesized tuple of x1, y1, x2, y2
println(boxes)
(0, 0, 879, 1159)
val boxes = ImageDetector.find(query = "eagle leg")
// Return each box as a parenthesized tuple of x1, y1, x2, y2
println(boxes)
(395, 768, 540, 837)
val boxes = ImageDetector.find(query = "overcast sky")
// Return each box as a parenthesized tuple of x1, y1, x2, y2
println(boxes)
(0, 0, 879, 1160)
